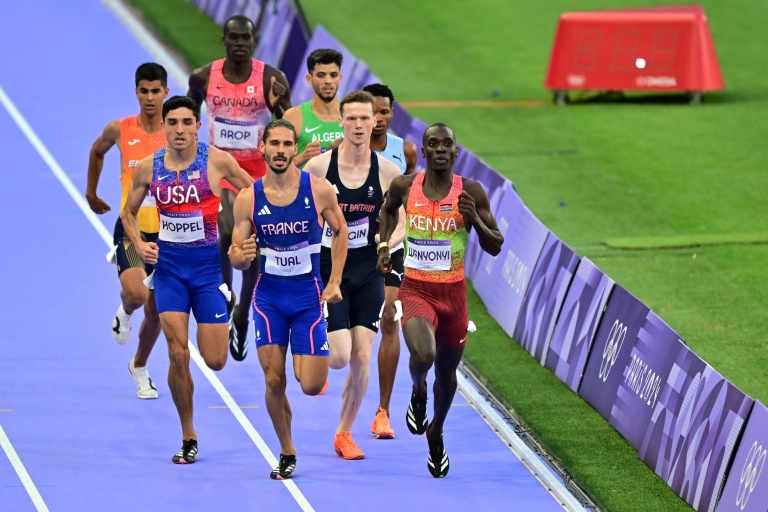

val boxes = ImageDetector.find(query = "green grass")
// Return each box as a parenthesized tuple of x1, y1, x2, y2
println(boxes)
(126, 1, 768, 510)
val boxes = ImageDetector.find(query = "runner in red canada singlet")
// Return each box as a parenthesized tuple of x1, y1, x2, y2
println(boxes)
(188, 15, 292, 363)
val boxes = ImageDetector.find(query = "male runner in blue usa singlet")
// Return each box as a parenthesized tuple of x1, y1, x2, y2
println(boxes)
(229, 119, 347, 479)
(122, 96, 253, 465)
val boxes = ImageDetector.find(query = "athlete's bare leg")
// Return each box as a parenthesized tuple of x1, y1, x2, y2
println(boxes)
(336, 326, 375, 433)
(428, 343, 464, 443)
(402, 316, 436, 402)
(134, 290, 161, 367)
(376, 286, 401, 414)
(293, 354, 330, 395)
(196, 323, 228, 371)
(161, 312, 196, 440)
(260, 345, 295, 455)
(119, 267, 161, 367)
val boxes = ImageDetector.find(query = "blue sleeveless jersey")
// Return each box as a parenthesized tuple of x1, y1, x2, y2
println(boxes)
(376, 133, 406, 174)
(252, 171, 323, 279)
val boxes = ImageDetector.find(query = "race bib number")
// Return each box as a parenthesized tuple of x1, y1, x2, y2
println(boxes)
(263, 241, 313, 276)
(159, 211, 204, 243)
(213, 116, 259, 150)
(321, 218, 369, 249)
(405, 238, 451, 271)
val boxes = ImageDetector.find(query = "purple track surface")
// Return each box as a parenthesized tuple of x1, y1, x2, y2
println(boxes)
(0, 2, 567, 511)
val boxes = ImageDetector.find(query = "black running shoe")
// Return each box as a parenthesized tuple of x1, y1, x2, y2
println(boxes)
(270, 454, 297, 480)
(406, 387, 428, 435)
(172, 439, 198, 464)
(427, 424, 449, 478)
(228, 304, 248, 362)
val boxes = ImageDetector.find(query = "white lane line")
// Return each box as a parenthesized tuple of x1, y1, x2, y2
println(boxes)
(0, 87, 112, 244)
(0, 86, 315, 512)
(0, 425, 50, 512)
(457, 370, 586, 512)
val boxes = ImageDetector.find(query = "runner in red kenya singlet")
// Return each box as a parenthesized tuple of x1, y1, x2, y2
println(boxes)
(188, 14, 292, 363)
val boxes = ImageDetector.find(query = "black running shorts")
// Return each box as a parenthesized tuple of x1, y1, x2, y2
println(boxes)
(321, 247, 384, 333)
(113, 217, 157, 277)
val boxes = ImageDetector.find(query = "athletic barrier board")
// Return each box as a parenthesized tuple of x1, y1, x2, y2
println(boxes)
(609, 311, 687, 451)
(463, 168, 512, 281)
(544, 5, 724, 94)
(472, 186, 549, 338)
(514, 233, 579, 365)
(578, 285, 649, 417)
(190, 0, 262, 25)
(255, 0, 304, 71)
(639, 347, 753, 512)
(545, 257, 614, 393)
(716, 401, 768, 512)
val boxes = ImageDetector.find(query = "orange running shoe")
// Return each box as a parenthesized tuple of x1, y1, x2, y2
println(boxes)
(371, 407, 395, 439)
(318, 379, 329, 395)
(333, 432, 365, 460)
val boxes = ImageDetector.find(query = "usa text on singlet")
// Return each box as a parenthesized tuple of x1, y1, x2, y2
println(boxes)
(150, 143, 220, 248)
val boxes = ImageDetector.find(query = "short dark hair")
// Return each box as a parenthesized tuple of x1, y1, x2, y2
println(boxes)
(423, 123, 455, 144)
(262, 119, 298, 143)
(340, 90, 376, 117)
(306, 49, 343, 73)
(362, 83, 394, 105)
(135, 63, 168, 88)
(162, 96, 200, 122)
(223, 15, 256, 37)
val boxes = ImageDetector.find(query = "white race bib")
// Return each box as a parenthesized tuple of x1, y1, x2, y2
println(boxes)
(159, 211, 204, 243)
(213, 116, 258, 150)
(263, 241, 316, 276)
(321, 217, 370, 249)
(405, 238, 451, 271)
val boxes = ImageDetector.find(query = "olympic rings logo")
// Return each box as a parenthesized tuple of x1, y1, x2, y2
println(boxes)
(736, 441, 766, 509)
(599, 320, 626, 382)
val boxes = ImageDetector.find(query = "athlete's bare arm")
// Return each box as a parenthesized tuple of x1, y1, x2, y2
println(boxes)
(377, 174, 416, 275)
(283, 106, 322, 166)
(187, 64, 212, 106)
(303, 150, 333, 180)
(228, 186, 257, 271)
(86, 119, 121, 214)
(327, 137, 343, 151)
(121, 156, 159, 265)
(377, 156, 407, 247)
(460, 178, 504, 256)
(264, 65, 291, 119)
(209, 146, 254, 196)
(282, 106, 303, 139)
(403, 140, 418, 175)
(312, 176, 347, 304)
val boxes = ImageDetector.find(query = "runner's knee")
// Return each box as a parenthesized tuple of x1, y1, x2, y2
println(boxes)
(122, 285, 149, 311)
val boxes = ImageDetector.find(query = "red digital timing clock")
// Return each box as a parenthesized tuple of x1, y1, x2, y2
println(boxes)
(544, 5, 724, 104)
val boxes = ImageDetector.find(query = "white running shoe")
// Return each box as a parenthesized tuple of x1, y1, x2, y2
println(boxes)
(112, 304, 132, 345)
(128, 360, 158, 399)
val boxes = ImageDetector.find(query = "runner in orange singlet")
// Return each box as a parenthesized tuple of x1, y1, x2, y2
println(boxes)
(377, 123, 504, 478)
(188, 15, 292, 362)
(85, 63, 169, 400)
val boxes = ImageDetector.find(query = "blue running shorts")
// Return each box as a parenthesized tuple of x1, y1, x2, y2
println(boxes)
(252, 273, 329, 356)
